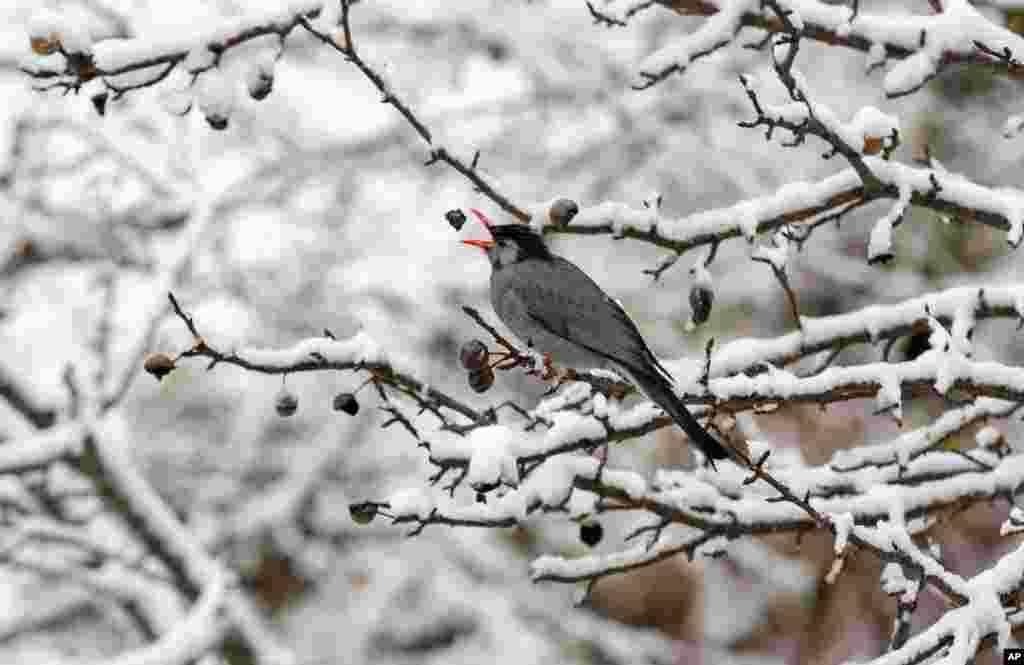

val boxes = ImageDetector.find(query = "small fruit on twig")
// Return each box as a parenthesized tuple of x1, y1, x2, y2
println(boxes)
(275, 387, 298, 417)
(459, 339, 488, 370)
(445, 209, 467, 231)
(143, 352, 176, 381)
(862, 135, 883, 155)
(91, 92, 108, 116)
(30, 35, 61, 55)
(579, 521, 603, 547)
(246, 64, 274, 101)
(333, 392, 359, 415)
(205, 114, 229, 131)
(549, 198, 579, 226)
(689, 284, 714, 325)
(468, 365, 495, 393)
(349, 502, 376, 525)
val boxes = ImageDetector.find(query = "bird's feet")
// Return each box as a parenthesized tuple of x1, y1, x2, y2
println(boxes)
(524, 351, 556, 381)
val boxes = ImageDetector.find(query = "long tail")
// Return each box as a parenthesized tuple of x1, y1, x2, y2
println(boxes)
(630, 369, 730, 467)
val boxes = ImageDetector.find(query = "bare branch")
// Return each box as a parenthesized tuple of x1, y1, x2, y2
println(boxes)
(297, 4, 529, 221)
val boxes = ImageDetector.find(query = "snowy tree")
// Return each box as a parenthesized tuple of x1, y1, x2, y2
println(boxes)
(5, 1, 1024, 664)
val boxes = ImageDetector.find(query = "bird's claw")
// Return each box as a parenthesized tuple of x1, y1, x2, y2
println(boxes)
(525, 351, 556, 381)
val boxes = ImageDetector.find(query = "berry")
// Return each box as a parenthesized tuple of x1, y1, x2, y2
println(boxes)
(349, 502, 376, 525)
(459, 339, 488, 371)
(333, 392, 359, 415)
(689, 284, 714, 325)
(468, 365, 494, 393)
(247, 66, 273, 101)
(143, 352, 176, 381)
(862, 136, 883, 155)
(275, 387, 298, 417)
(205, 114, 229, 131)
(30, 36, 60, 56)
(579, 521, 603, 547)
(549, 198, 579, 226)
(445, 209, 467, 231)
(91, 92, 108, 117)
(476, 491, 487, 504)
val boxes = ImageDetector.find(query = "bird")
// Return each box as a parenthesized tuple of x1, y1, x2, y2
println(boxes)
(461, 208, 729, 468)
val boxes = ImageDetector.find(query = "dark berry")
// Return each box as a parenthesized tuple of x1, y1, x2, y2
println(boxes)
(275, 387, 298, 417)
(549, 198, 579, 226)
(689, 285, 714, 325)
(445, 209, 468, 231)
(143, 352, 176, 381)
(476, 491, 486, 504)
(91, 92, 108, 116)
(579, 521, 603, 547)
(333, 392, 359, 415)
(248, 73, 273, 101)
(468, 366, 495, 393)
(349, 502, 376, 525)
(205, 114, 228, 131)
(459, 339, 488, 370)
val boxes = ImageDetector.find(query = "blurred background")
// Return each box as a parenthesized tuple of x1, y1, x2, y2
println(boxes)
(2, 0, 1024, 663)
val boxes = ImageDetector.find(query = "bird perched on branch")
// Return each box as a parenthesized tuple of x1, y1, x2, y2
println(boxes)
(461, 208, 729, 468)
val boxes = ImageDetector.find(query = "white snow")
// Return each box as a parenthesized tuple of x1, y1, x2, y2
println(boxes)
(388, 487, 435, 519)
(466, 425, 522, 488)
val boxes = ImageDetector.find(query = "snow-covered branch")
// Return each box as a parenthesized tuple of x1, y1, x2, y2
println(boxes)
(10, 1, 1024, 662)
(18, 0, 529, 222)
(162, 286, 1024, 487)
(543, 155, 1024, 266)
(591, 0, 1024, 97)
(164, 291, 487, 429)
(0, 365, 58, 430)
(77, 432, 294, 665)
(379, 414, 1022, 611)
(20, 2, 321, 94)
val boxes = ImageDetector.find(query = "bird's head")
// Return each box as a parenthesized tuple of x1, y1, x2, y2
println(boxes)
(461, 208, 552, 269)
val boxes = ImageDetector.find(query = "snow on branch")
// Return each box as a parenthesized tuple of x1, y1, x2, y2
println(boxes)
(21, 1, 321, 94)
(166, 286, 1024, 490)
(18, 0, 529, 223)
(78, 433, 293, 664)
(690, 285, 1024, 379)
(857, 541, 1023, 665)
(590, 0, 1024, 97)
(0, 365, 58, 430)
(544, 155, 1024, 267)
(688, 350, 1024, 413)
(105, 567, 231, 665)
(165, 291, 487, 428)
(0, 423, 84, 475)
(151, 282, 1024, 660)
(375, 412, 1022, 611)
(738, 71, 899, 186)
(545, 10, 1024, 261)
(831, 397, 1016, 471)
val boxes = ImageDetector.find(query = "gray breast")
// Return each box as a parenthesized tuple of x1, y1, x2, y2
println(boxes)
(490, 261, 609, 370)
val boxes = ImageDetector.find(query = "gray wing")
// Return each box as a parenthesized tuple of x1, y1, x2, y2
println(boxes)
(498, 256, 672, 380)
